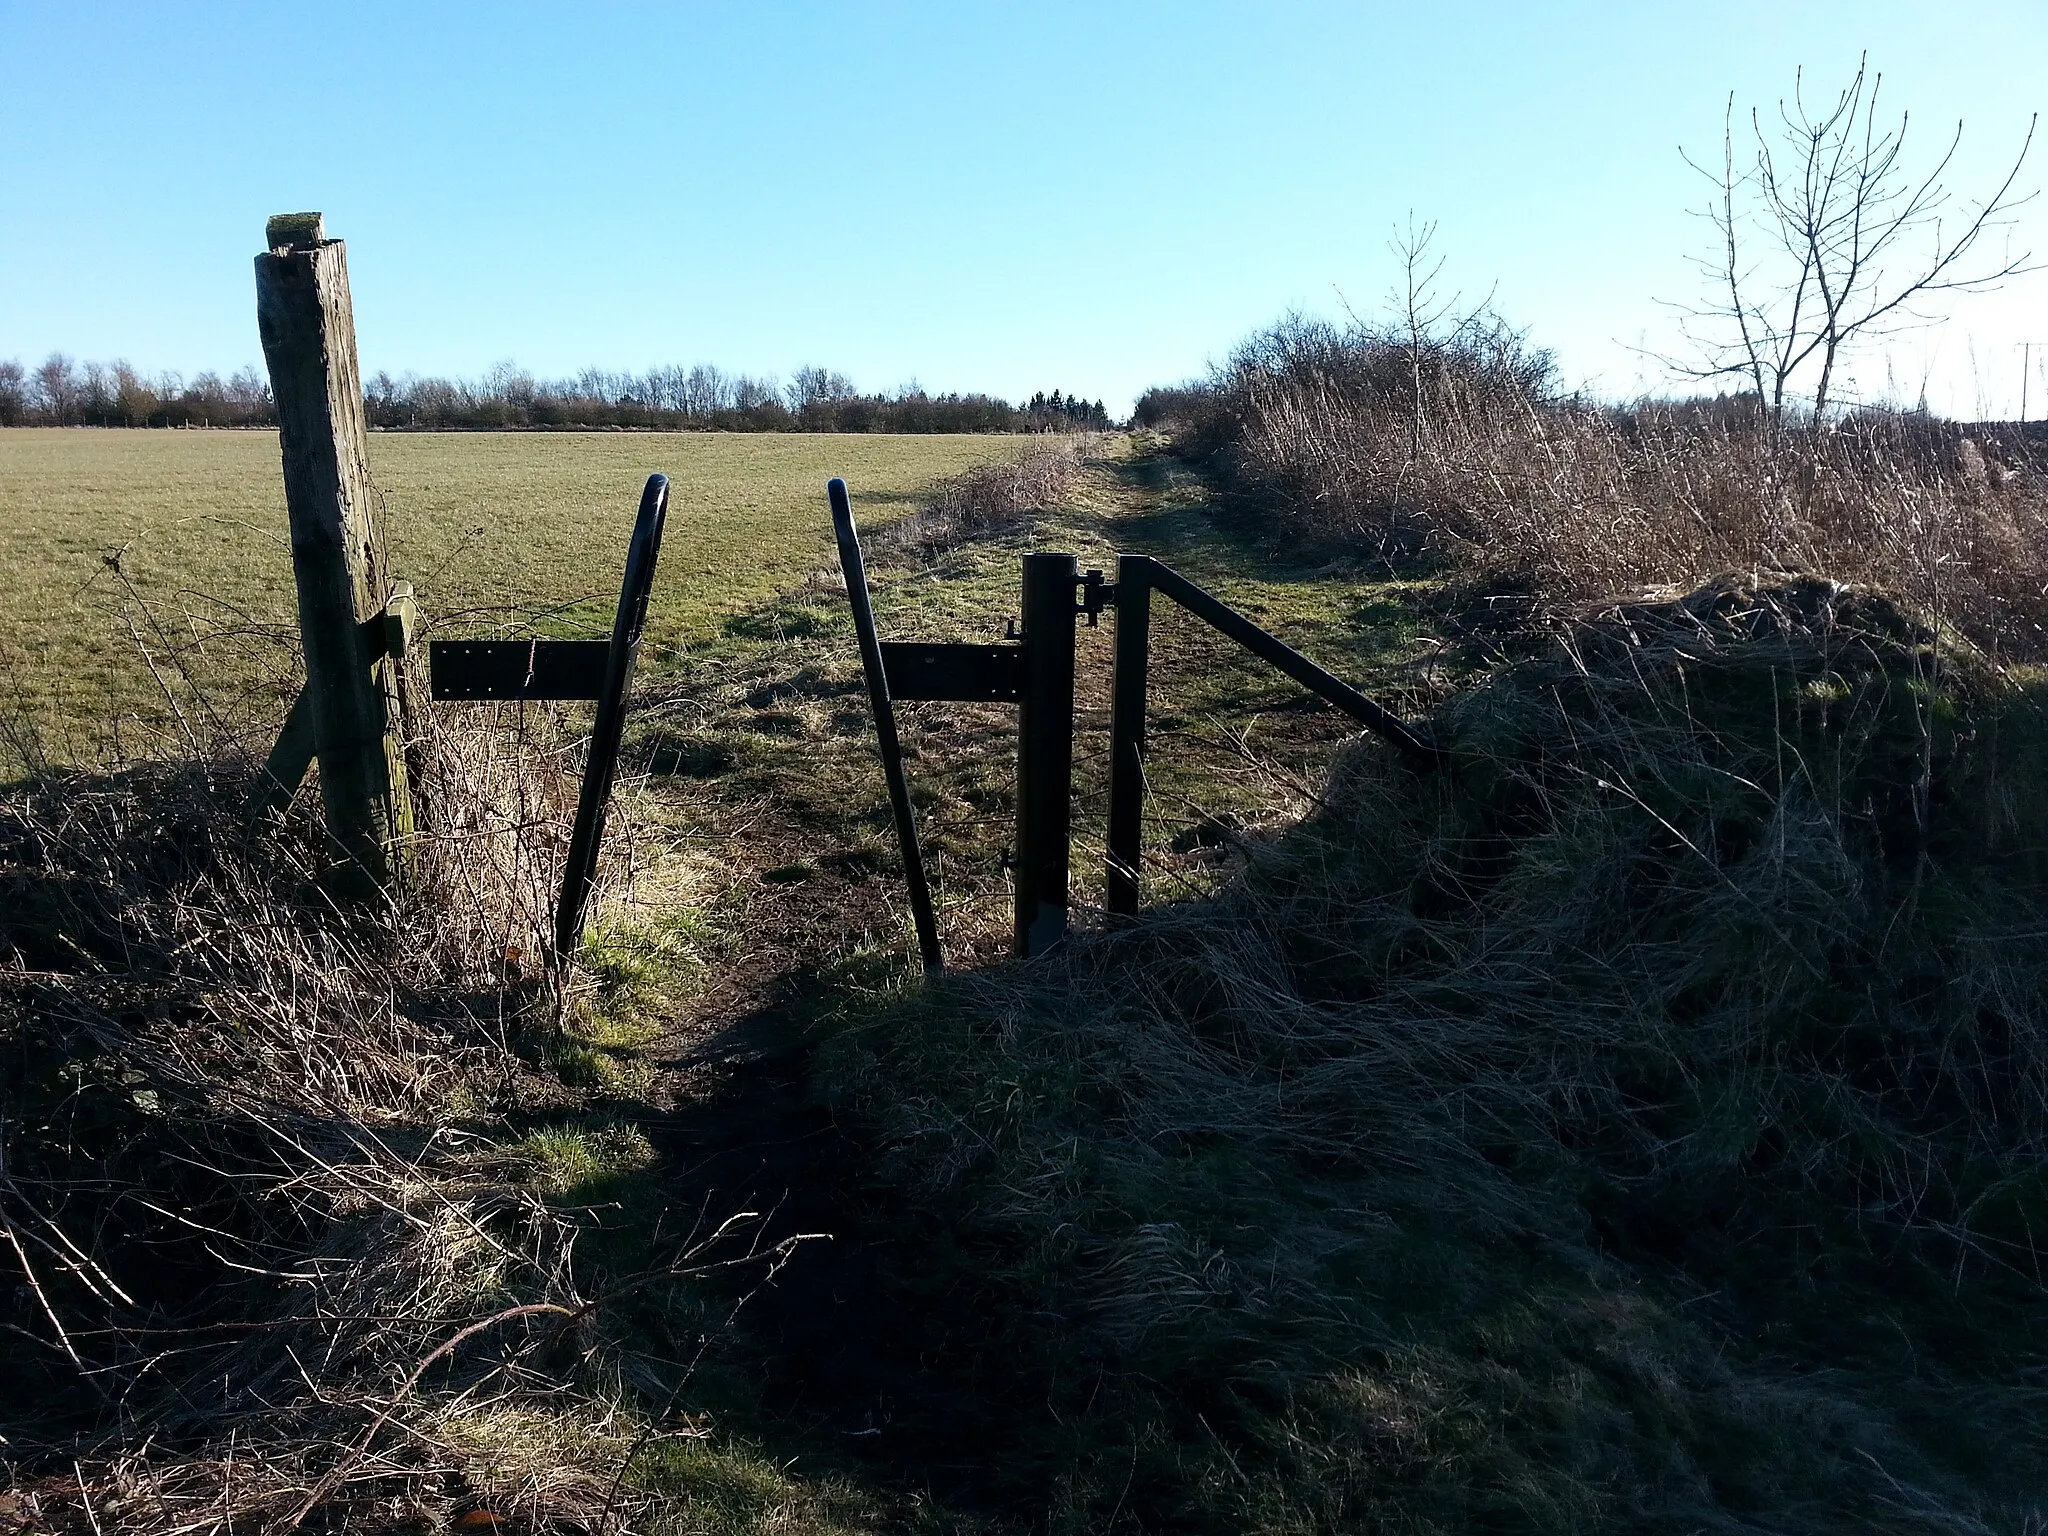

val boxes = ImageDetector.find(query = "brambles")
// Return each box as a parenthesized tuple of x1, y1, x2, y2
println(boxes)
(0, 665, 797, 1529)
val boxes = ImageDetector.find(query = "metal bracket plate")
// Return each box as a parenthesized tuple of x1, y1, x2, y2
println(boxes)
(428, 639, 611, 701)
(880, 641, 1024, 702)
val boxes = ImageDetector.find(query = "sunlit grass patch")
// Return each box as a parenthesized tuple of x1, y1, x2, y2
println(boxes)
(0, 429, 1026, 767)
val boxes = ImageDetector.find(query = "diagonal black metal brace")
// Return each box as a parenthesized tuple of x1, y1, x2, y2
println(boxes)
(1103, 553, 1441, 919)
(1143, 557, 1442, 769)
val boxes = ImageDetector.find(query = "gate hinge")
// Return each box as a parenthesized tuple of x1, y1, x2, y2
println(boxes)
(1078, 569, 1116, 626)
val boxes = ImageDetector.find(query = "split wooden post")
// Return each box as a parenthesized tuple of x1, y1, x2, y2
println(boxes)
(254, 213, 414, 887)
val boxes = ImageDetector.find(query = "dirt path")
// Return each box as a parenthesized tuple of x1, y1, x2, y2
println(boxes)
(600, 452, 1180, 1514)
(595, 440, 1429, 1518)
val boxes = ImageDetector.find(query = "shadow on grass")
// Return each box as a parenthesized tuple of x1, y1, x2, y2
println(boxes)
(626, 973, 1066, 1526)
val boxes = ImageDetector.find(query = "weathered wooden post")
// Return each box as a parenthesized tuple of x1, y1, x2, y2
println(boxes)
(254, 213, 413, 887)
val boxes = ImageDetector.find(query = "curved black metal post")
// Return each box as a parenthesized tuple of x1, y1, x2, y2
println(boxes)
(830, 478, 943, 975)
(556, 473, 670, 959)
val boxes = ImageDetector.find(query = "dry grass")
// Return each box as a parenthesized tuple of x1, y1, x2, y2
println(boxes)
(1188, 316, 2048, 657)
(0, 673, 804, 1531)
(823, 577, 2048, 1531)
(863, 436, 1087, 561)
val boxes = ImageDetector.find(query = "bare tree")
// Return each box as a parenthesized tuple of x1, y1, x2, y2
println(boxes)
(1674, 56, 2037, 428)
(1390, 217, 1455, 460)
(34, 353, 79, 424)
(785, 365, 854, 412)
(0, 360, 26, 425)
(681, 364, 731, 416)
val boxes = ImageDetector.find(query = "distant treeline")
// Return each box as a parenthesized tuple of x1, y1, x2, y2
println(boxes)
(0, 354, 1115, 433)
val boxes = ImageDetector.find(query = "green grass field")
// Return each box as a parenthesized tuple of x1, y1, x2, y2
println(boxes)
(0, 428, 1021, 768)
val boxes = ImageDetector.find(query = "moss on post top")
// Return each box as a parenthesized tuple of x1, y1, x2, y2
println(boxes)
(265, 212, 327, 252)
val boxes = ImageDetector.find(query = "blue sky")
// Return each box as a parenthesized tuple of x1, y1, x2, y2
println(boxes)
(4, 1, 2046, 417)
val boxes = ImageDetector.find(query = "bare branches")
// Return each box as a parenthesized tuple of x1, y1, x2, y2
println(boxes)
(1670, 54, 2039, 427)
(1378, 216, 1501, 463)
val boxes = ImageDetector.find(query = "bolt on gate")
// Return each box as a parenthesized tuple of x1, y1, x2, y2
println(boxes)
(829, 478, 1443, 972)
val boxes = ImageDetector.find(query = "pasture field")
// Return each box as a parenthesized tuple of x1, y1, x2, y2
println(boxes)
(0, 427, 1021, 768)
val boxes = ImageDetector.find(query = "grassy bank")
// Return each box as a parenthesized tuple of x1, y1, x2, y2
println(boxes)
(822, 574, 2048, 1531)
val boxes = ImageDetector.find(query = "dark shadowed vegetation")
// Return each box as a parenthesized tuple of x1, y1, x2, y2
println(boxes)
(828, 575, 2048, 1531)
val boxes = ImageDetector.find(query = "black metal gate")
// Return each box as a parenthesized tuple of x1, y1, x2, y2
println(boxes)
(830, 477, 1442, 971)
(428, 473, 671, 958)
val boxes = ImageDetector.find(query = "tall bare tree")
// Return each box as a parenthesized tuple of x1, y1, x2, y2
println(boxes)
(1674, 56, 2037, 427)
(34, 353, 79, 424)
(1392, 217, 1453, 461)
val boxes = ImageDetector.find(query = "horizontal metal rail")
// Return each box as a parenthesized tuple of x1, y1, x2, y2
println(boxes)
(878, 640, 1024, 702)
(428, 638, 611, 700)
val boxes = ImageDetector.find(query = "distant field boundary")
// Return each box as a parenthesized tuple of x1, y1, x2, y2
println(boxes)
(0, 420, 1059, 435)
(0, 356, 1117, 434)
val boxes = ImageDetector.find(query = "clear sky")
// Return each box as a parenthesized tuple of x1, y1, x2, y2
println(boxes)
(4, 1, 2046, 418)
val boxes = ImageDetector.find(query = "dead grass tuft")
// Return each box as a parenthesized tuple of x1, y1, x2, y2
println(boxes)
(866, 437, 1087, 561)
(1187, 315, 2048, 657)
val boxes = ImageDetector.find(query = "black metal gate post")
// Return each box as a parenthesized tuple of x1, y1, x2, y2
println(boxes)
(831, 478, 944, 975)
(1105, 554, 1152, 916)
(554, 473, 670, 959)
(1015, 552, 1079, 956)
